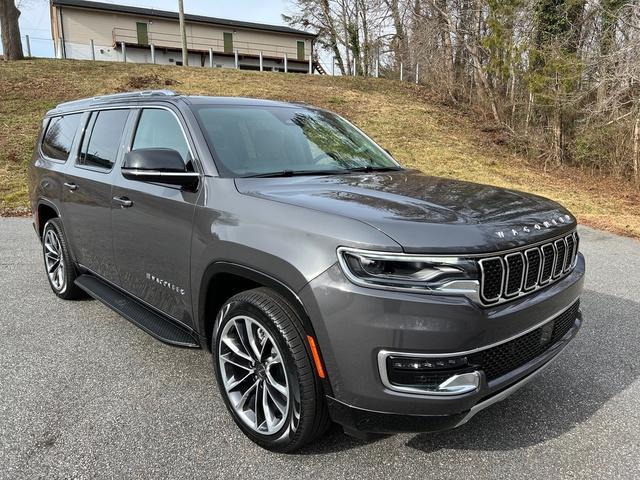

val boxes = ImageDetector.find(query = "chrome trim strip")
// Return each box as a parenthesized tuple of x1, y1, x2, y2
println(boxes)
(121, 170, 201, 177)
(379, 297, 579, 359)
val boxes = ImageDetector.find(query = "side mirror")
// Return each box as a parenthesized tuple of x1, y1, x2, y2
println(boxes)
(121, 148, 199, 189)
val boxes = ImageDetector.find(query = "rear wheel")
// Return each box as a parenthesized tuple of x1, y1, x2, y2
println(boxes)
(213, 288, 330, 452)
(42, 218, 84, 300)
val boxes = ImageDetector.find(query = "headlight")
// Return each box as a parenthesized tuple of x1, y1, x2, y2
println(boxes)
(337, 247, 479, 294)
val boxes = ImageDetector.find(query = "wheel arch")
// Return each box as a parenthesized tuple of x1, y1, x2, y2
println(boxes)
(36, 199, 62, 238)
(198, 262, 318, 353)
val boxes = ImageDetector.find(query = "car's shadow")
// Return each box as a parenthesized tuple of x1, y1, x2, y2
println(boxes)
(297, 290, 640, 455)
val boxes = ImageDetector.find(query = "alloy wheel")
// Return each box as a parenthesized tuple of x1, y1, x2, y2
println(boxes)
(44, 228, 66, 292)
(218, 315, 290, 435)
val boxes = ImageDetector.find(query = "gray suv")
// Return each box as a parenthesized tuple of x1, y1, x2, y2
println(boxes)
(29, 90, 585, 452)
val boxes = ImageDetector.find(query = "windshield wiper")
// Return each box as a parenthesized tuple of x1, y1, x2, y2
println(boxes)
(242, 169, 347, 178)
(344, 166, 403, 173)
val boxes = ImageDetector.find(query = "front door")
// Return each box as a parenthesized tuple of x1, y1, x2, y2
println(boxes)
(62, 108, 132, 283)
(111, 107, 200, 326)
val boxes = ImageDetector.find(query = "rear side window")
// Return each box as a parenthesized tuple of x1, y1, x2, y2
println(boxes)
(41, 114, 82, 161)
(132, 109, 190, 165)
(77, 109, 129, 170)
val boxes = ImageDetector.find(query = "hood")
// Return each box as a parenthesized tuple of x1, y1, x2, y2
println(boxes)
(234, 170, 577, 254)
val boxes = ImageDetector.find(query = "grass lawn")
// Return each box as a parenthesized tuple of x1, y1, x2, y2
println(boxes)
(1, 59, 638, 239)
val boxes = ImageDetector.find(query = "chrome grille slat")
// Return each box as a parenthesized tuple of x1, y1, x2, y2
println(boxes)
(478, 231, 579, 305)
(553, 239, 566, 278)
(504, 252, 525, 297)
(478, 257, 504, 303)
(523, 248, 542, 291)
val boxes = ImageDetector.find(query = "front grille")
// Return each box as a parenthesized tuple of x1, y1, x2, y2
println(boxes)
(468, 300, 580, 381)
(478, 231, 578, 305)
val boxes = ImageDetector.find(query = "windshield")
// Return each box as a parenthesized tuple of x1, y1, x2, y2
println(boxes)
(193, 105, 401, 177)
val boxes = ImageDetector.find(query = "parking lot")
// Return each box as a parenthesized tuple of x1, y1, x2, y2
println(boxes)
(1, 217, 639, 479)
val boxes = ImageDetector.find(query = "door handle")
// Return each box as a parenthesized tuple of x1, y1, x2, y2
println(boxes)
(64, 182, 78, 191)
(113, 196, 133, 208)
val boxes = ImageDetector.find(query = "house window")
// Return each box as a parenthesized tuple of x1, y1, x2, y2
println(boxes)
(223, 32, 233, 54)
(136, 22, 148, 45)
(297, 41, 305, 61)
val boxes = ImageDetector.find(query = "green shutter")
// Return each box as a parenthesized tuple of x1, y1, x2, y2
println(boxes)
(297, 41, 305, 61)
(223, 32, 233, 54)
(136, 22, 148, 45)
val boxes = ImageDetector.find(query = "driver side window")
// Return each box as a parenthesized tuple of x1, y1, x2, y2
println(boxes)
(132, 109, 191, 168)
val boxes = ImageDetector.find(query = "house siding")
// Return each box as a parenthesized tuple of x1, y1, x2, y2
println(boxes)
(53, 6, 313, 68)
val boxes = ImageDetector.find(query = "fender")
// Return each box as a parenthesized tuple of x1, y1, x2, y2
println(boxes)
(197, 261, 334, 395)
(197, 261, 316, 342)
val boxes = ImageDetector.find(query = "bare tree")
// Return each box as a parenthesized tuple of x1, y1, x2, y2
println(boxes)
(0, 0, 23, 60)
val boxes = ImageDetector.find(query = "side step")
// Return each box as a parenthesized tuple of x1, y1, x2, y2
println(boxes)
(75, 274, 200, 348)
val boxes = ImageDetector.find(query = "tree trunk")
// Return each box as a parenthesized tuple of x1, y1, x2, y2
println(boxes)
(387, 0, 409, 75)
(0, 0, 23, 61)
(320, 0, 347, 75)
(358, 0, 370, 76)
(435, 0, 455, 92)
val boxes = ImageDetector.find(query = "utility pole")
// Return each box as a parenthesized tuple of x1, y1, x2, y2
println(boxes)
(178, 0, 188, 66)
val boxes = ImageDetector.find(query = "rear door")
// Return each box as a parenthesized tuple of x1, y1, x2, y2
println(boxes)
(62, 108, 133, 283)
(111, 106, 200, 326)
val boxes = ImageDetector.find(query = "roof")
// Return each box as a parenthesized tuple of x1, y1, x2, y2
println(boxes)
(51, 0, 316, 38)
(49, 91, 307, 114)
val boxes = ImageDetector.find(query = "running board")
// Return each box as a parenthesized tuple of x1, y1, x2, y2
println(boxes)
(75, 274, 200, 348)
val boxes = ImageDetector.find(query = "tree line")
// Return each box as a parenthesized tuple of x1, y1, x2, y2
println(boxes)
(285, 0, 640, 180)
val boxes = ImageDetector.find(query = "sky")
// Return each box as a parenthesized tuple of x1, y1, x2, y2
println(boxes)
(11, 0, 296, 57)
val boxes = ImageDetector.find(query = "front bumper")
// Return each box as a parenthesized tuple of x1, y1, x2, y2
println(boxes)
(298, 253, 585, 433)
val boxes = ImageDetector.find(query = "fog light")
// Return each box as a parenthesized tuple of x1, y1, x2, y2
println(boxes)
(390, 356, 468, 370)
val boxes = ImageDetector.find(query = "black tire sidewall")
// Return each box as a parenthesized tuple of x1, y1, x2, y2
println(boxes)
(213, 291, 316, 452)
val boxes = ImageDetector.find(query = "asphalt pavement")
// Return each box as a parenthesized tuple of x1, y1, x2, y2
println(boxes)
(1, 217, 639, 479)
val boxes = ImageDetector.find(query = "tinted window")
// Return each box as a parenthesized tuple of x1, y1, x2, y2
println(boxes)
(41, 114, 82, 161)
(77, 109, 129, 170)
(132, 109, 190, 164)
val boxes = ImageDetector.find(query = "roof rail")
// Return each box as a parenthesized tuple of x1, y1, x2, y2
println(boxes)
(93, 90, 177, 101)
(54, 90, 177, 110)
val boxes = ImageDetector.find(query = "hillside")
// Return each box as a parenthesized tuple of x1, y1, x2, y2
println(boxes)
(1, 59, 639, 239)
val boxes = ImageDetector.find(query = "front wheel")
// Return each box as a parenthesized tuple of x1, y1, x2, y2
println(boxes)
(213, 288, 330, 452)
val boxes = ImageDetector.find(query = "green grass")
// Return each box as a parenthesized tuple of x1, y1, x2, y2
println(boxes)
(2, 58, 639, 238)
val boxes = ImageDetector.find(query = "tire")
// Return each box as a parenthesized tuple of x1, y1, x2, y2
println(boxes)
(213, 287, 330, 452)
(41, 218, 85, 300)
